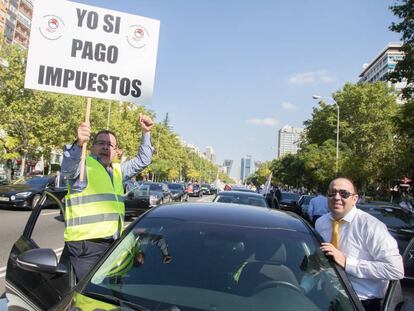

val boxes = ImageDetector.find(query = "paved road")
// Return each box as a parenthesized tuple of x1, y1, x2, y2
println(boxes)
(0, 194, 214, 305)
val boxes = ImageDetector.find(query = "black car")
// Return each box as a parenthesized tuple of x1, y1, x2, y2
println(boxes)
(298, 195, 316, 222)
(125, 182, 172, 217)
(213, 190, 269, 208)
(0, 175, 67, 210)
(357, 202, 414, 254)
(167, 182, 188, 202)
(279, 191, 301, 214)
(200, 183, 213, 195)
(5, 196, 414, 310)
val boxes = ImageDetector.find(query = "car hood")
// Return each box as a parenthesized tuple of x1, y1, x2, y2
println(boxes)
(0, 184, 42, 195)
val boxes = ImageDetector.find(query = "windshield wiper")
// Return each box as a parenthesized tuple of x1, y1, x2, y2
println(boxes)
(82, 291, 151, 311)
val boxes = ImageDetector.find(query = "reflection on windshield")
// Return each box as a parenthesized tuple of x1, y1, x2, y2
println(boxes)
(93, 230, 172, 285)
(168, 184, 183, 190)
(14, 177, 49, 186)
(361, 208, 414, 229)
(87, 220, 354, 311)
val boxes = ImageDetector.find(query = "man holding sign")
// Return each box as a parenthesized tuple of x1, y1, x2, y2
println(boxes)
(61, 113, 154, 281)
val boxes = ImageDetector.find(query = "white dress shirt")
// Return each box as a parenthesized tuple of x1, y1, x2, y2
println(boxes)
(315, 206, 404, 300)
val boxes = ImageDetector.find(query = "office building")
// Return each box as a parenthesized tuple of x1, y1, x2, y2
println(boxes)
(358, 42, 406, 93)
(205, 146, 215, 163)
(278, 126, 304, 158)
(240, 155, 252, 182)
(0, 1, 7, 35)
(223, 159, 233, 176)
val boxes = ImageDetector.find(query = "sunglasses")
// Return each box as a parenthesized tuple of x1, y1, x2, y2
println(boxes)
(327, 189, 355, 199)
(94, 140, 117, 149)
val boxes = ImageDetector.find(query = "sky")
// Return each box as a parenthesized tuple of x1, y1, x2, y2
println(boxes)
(71, 0, 401, 179)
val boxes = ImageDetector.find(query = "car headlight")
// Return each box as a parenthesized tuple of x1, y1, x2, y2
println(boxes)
(149, 195, 160, 206)
(15, 192, 32, 198)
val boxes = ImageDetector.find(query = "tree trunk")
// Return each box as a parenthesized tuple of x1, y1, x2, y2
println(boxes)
(20, 153, 27, 177)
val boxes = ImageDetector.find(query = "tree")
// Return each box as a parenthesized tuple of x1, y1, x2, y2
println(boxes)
(303, 82, 400, 191)
(246, 161, 271, 187)
(270, 154, 305, 188)
(389, 0, 414, 100)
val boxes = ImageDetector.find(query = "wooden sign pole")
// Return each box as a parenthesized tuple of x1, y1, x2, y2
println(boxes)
(79, 97, 91, 183)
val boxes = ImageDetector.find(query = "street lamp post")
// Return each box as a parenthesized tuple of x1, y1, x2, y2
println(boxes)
(312, 95, 340, 176)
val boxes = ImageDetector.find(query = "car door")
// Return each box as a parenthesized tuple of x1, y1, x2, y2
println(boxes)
(5, 191, 74, 311)
(45, 176, 67, 208)
(382, 237, 414, 310)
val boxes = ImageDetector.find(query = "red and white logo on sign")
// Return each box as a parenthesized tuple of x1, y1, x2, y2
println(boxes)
(127, 25, 148, 48)
(39, 15, 65, 40)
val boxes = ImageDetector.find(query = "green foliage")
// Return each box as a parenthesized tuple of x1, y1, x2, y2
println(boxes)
(270, 154, 305, 188)
(0, 40, 230, 181)
(246, 161, 271, 186)
(389, 0, 414, 100)
(301, 82, 400, 191)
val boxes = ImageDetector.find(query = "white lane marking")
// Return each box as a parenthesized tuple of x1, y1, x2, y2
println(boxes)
(0, 247, 64, 279)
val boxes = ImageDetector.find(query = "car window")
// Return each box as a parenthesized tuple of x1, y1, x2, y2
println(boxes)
(30, 193, 65, 251)
(168, 184, 183, 190)
(88, 219, 355, 310)
(131, 185, 149, 196)
(149, 184, 162, 191)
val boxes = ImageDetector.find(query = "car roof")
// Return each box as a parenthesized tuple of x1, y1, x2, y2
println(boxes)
(146, 202, 310, 233)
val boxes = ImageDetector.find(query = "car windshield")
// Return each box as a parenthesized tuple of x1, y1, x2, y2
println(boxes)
(13, 176, 50, 186)
(128, 184, 150, 196)
(359, 206, 414, 230)
(147, 184, 162, 191)
(168, 184, 183, 190)
(303, 196, 314, 204)
(214, 194, 268, 208)
(87, 218, 355, 311)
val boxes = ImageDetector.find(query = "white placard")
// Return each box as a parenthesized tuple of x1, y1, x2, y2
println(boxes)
(25, 0, 160, 104)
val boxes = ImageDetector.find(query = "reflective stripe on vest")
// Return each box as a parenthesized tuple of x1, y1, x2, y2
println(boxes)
(64, 156, 125, 242)
(66, 193, 125, 208)
(65, 212, 119, 227)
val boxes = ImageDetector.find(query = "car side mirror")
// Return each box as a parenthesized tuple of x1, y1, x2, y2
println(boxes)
(17, 248, 67, 274)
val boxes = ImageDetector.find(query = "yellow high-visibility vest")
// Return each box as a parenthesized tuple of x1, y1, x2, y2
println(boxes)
(64, 156, 125, 241)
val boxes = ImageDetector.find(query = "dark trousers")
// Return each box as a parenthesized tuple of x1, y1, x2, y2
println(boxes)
(361, 298, 382, 311)
(66, 239, 113, 282)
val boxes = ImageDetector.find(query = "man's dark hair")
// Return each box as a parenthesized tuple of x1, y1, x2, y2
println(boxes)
(92, 130, 118, 147)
